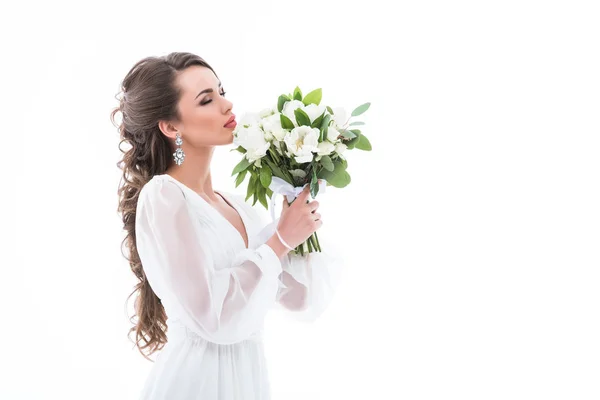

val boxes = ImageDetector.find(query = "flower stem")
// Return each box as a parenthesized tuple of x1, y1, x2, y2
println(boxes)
(314, 231, 321, 252)
(311, 235, 319, 252)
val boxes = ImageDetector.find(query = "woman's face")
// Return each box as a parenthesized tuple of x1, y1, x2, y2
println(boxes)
(172, 65, 236, 147)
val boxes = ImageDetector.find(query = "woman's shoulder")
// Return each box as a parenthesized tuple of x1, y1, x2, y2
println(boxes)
(138, 174, 185, 205)
(136, 175, 215, 226)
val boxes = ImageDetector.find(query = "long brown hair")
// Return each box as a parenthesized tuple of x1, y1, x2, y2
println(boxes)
(110, 52, 217, 361)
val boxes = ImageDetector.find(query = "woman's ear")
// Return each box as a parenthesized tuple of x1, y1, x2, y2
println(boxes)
(157, 120, 180, 140)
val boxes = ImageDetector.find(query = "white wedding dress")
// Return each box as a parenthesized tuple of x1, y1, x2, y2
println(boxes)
(134, 173, 343, 400)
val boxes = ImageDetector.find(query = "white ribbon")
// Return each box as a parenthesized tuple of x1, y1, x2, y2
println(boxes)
(268, 176, 328, 222)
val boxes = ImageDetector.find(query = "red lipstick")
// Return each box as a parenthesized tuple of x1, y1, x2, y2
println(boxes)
(224, 115, 237, 129)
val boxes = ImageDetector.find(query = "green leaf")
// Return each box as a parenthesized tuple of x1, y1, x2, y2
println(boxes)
(311, 111, 325, 129)
(346, 135, 360, 149)
(340, 130, 358, 140)
(302, 88, 322, 106)
(351, 102, 371, 117)
(317, 161, 351, 188)
(310, 168, 319, 198)
(326, 106, 334, 115)
(229, 145, 247, 153)
(319, 114, 331, 142)
(267, 146, 280, 164)
(294, 108, 311, 127)
(320, 155, 334, 171)
(340, 157, 348, 169)
(280, 114, 295, 130)
(235, 169, 248, 187)
(246, 173, 257, 201)
(258, 187, 269, 209)
(278, 95, 290, 113)
(259, 165, 272, 188)
(253, 176, 263, 205)
(293, 86, 302, 101)
(231, 157, 251, 176)
(264, 158, 286, 181)
(349, 121, 365, 126)
(355, 133, 372, 151)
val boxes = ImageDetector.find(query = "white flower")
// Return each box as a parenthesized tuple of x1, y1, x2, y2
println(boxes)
(326, 125, 341, 143)
(273, 140, 284, 156)
(237, 112, 261, 128)
(271, 127, 288, 141)
(258, 107, 275, 118)
(331, 107, 348, 129)
(282, 100, 305, 126)
(284, 125, 320, 164)
(317, 141, 336, 156)
(261, 113, 288, 141)
(302, 103, 326, 123)
(282, 101, 326, 127)
(335, 142, 347, 159)
(295, 154, 314, 163)
(233, 125, 270, 162)
(263, 130, 274, 141)
(246, 144, 271, 163)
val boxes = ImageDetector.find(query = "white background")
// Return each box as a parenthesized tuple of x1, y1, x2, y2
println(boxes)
(1, 0, 599, 399)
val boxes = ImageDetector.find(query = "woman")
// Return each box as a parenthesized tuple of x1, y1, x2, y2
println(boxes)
(112, 52, 342, 399)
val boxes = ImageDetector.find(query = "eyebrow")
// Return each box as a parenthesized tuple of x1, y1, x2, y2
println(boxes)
(195, 82, 222, 100)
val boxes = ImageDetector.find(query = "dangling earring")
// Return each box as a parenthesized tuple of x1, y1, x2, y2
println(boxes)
(173, 132, 185, 166)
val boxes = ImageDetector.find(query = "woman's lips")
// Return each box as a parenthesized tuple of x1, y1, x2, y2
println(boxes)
(224, 115, 237, 129)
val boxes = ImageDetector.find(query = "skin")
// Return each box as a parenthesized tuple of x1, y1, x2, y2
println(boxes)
(157, 65, 321, 260)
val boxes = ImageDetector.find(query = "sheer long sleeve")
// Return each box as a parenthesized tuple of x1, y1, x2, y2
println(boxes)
(255, 217, 345, 323)
(134, 177, 283, 345)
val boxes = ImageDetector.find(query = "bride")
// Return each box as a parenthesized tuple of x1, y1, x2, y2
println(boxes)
(111, 52, 342, 399)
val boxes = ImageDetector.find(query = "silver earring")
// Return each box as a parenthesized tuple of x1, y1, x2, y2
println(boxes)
(173, 132, 185, 166)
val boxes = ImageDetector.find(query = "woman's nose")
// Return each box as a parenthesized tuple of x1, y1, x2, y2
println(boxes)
(222, 97, 233, 112)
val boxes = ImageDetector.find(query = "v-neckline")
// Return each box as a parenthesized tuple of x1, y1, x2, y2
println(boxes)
(160, 174, 250, 250)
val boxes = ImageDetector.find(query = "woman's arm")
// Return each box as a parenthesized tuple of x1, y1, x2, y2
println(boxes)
(135, 177, 285, 344)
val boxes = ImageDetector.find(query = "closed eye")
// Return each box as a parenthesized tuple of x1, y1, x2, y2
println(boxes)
(200, 91, 226, 106)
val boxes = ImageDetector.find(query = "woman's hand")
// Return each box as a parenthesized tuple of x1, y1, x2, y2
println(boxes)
(278, 183, 322, 247)
(265, 182, 323, 259)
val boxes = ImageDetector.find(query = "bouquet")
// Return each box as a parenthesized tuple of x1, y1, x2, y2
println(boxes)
(230, 86, 372, 255)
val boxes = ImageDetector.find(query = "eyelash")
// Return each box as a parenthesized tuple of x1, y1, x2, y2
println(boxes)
(200, 91, 226, 105)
